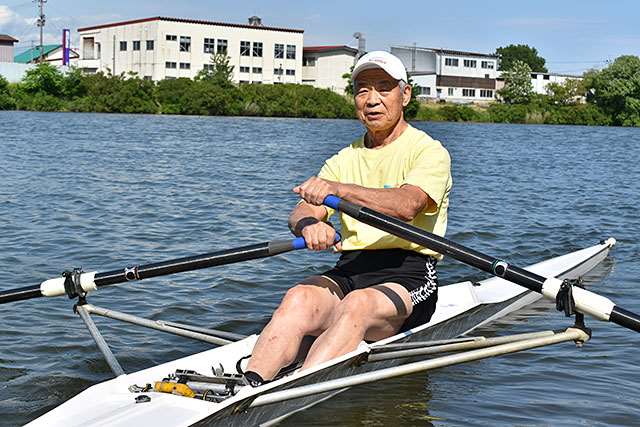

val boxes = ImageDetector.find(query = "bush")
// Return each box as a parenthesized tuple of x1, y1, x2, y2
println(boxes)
(487, 103, 529, 123)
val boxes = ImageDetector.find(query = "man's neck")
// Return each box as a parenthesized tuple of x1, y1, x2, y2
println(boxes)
(365, 120, 409, 149)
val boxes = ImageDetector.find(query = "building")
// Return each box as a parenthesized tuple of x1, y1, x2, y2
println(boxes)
(391, 46, 499, 103)
(77, 16, 304, 83)
(302, 45, 358, 94)
(0, 35, 18, 63)
(14, 44, 79, 65)
(530, 72, 582, 95)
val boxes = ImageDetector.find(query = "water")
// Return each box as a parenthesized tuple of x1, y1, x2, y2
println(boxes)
(1, 111, 639, 426)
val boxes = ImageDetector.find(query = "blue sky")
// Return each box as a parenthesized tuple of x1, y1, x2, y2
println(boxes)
(1, 0, 638, 74)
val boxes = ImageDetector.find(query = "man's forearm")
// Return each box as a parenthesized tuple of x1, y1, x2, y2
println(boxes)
(337, 183, 429, 221)
(288, 202, 328, 236)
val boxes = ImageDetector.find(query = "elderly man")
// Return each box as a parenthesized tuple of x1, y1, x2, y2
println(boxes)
(243, 51, 451, 387)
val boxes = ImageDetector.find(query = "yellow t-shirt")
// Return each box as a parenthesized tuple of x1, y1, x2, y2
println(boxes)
(318, 125, 452, 259)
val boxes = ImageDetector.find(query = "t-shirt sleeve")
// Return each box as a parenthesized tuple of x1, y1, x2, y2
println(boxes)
(402, 141, 451, 215)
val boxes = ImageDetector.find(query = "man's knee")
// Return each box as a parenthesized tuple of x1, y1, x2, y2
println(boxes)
(276, 284, 317, 316)
(337, 290, 376, 323)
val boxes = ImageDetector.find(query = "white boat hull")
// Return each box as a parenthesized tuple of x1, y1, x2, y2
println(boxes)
(27, 240, 615, 427)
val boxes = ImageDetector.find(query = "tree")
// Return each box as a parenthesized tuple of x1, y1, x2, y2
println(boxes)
(195, 53, 235, 87)
(20, 63, 65, 96)
(498, 60, 534, 104)
(583, 55, 640, 126)
(545, 79, 583, 105)
(342, 65, 354, 95)
(496, 44, 547, 72)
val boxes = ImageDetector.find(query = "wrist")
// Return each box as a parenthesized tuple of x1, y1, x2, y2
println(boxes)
(291, 217, 320, 237)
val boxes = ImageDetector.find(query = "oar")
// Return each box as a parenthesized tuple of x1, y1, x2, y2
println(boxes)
(0, 234, 339, 305)
(323, 195, 640, 333)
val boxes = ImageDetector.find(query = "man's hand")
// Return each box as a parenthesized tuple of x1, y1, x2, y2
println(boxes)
(293, 176, 341, 206)
(301, 222, 342, 251)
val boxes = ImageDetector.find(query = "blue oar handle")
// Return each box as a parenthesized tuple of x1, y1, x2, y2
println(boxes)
(292, 232, 342, 250)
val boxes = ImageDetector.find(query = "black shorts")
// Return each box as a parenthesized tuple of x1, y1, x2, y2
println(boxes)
(322, 249, 439, 331)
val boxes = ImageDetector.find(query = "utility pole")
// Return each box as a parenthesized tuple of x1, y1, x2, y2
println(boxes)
(35, 0, 46, 63)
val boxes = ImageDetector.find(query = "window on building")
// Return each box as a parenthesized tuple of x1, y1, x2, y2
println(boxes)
(180, 36, 191, 52)
(240, 66, 250, 73)
(462, 88, 476, 97)
(480, 89, 494, 98)
(119, 41, 127, 51)
(252, 81, 262, 84)
(543, 74, 550, 80)
(204, 38, 215, 54)
(463, 59, 477, 68)
(445, 57, 459, 67)
(203, 64, 214, 71)
(179, 62, 190, 70)
(274, 43, 284, 59)
(239, 80, 250, 84)
(240, 41, 251, 56)
(481, 61, 494, 69)
(165, 76, 176, 80)
(303, 57, 316, 67)
(286, 69, 295, 76)
(143, 76, 152, 80)
(146, 40, 154, 50)
(448, 88, 454, 96)
(274, 68, 284, 75)
(217, 39, 228, 54)
(531, 73, 538, 79)
(416, 86, 431, 96)
(166, 35, 177, 41)
(165, 61, 177, 69)
(286, 45, 296, 59)
(132, 41, 140, 51)
(252, 67, 262, 74)
(253, 42, 263, 57)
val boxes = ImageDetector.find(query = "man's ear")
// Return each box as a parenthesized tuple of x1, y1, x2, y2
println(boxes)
(402, 84, 412, 107)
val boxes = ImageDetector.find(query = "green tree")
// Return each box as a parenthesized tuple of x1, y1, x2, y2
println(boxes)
(0, 75, 16, 110)
(195, 53, 235, 87)
(583, 55, 640, 126)
(498, 60, 534, 104)
(342, 65, 354, 96)
(545, 79, 583, 105)
(20, 63, 65, 96)
(496, 44, 548, 72)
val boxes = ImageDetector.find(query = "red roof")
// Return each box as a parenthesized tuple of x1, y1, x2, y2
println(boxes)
(303, 45, 358, 54)
(0, 34, 19, 43)
(78, 16, 303, 34)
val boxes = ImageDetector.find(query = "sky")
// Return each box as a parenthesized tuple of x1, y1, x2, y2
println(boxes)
(1, 0, 638, 74)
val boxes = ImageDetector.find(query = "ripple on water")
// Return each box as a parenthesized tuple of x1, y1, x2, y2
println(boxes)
(1, 113, 639, 426)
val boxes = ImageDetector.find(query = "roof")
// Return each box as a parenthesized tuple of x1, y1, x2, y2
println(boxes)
(393, 45, 498, 59)
(14, 44, 60, 63)
(78, 16, 304, 34)
(303, 45, 358, 54)
(0, 34, 19, 43)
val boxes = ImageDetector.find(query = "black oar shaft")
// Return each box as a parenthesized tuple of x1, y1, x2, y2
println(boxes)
(0, 238, 304, 304)
(325, 196, 640, 334)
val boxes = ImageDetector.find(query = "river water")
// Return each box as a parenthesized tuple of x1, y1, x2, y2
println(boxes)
(0, 111, 639, 426)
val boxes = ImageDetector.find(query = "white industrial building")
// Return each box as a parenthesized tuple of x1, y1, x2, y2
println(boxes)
(391, 46, 499, 103)
(530, 72, 582, 94)
(302, 45, 358, 94)
(0, 34, 18, 63)
(77, 16, 304, 84)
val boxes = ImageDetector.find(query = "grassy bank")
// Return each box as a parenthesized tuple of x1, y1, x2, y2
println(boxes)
(414, 101, 611, 126)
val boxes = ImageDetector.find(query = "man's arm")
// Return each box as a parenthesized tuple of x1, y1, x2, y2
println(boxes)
(288, 201, 340, 251)
(294, 177, 432, 221)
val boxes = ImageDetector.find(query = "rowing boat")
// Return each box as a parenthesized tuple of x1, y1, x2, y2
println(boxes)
(25, 238, 615, 426)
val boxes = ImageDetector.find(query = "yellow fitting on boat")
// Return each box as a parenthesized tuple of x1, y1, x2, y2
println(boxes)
(154, 381, 196, 398)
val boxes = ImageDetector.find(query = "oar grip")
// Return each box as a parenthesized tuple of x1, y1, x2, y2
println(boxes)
(292, 232, 342, 250)
(323, 195, 361, 217)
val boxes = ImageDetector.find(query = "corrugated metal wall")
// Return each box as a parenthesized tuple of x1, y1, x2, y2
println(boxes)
(0, 45, 14, 63)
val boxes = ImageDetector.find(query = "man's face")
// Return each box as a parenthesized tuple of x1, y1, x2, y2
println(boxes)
(353, 68, 411, 132)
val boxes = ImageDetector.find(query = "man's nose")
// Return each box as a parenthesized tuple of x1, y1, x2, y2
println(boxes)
(366, 89, 381, 105)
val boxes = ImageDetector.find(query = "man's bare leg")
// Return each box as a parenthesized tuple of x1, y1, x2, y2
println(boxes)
(301, 283, 412, 370)
(245, 276, 343, 381)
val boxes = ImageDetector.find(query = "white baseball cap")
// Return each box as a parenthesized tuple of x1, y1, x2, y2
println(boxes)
(352, 51, 408, 83)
